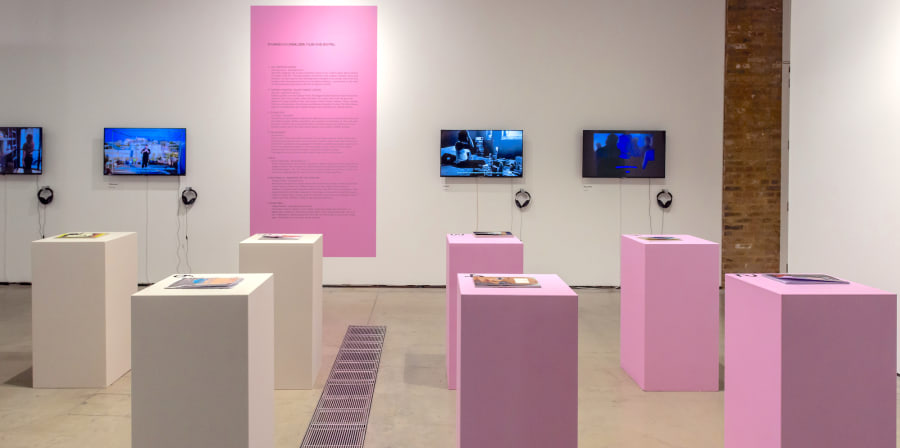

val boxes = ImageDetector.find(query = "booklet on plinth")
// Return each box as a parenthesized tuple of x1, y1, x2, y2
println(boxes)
(764, 274, 849, 285)
(56, 232, 107, 239)
(166, 277, 244, 289)
(472, 275, 540, 288)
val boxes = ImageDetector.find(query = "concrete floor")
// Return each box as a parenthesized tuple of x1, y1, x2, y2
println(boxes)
(0, 284, 897, 447)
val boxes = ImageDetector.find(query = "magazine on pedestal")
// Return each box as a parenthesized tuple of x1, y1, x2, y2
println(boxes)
(166, 277, 244, 289)
(472, 275, 540, 288)
(638, 235, 680, 241)
(473, 231, 513, 236)
(260, 233, 302, 240)
(56, 232, 107, 239)
(764, 274, 849, 285)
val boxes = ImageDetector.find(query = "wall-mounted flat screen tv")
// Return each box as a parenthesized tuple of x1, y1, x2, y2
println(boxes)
(440, 129, 523, 177)
(582, 130, 665, 178)
(104, 128, 186, 176)
(0, 127, 42, 174)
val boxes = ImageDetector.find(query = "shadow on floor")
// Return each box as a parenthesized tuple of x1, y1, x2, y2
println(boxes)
(5, 366, 33, 388)
(403, 353, 445, 389)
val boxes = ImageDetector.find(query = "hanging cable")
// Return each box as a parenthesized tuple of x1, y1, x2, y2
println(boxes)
(661, 207, 666, 234)
(648, 179, 653, 234)
(185, 204, 192, 273)
(474, 177, 480, 231)
(618, 179, 623, 237)
(508, 182, 514, 231)
(175, 177, 183, 274)
(145, 177, 150, 283)
(2, 180, 7, 282)
(38, 202, 46, 239)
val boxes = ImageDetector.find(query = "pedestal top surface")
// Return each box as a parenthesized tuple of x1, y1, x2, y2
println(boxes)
(241, 233, 322, 245)
(726, 273, 893, 297)
(447, 233, 522, 245)
(458, 273, 576, 297)
(134, 273, 273, 297)
(622, 234, 718, 246)
(33, 232, 135, 244)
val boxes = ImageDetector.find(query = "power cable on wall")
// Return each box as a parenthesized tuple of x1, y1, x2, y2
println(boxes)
(2, 180, 6, 282)
(474, 177, 480, 231)
(648, 179, 653, 234)
(175, 177, 183, 274)
(508, 182, 514, 232)
(145, 177, 150, 284)
(185, 203, 192, 272)
(35, 177, 47, 239)
(518, 189, 525, 241)
(618, 179, 623, 238)
(661, 207, 666, 234)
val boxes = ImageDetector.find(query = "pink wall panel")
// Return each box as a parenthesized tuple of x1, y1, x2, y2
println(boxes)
(251, 6, 377, 257)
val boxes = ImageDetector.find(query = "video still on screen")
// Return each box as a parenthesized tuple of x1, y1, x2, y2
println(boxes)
(440, 129, 523, 177)
(104, 128, 186, 176)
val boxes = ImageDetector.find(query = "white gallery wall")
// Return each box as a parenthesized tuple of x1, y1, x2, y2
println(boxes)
(0, 0, 725, 285)
(789, 1, 900, 367)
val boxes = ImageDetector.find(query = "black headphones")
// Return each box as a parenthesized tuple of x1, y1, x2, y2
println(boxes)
(514, 189, 531, 209)
(656, 189, 673, 209)
(37, 186, 54, 205)
(181, 187, 197, 206)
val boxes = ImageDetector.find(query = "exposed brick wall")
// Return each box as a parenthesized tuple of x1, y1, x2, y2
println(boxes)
(722, 0, 783, 275)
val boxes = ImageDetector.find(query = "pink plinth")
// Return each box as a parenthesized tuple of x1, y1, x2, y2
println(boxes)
(446, 234, 523, 390)
(620, 234, 720, 391)
(725, 274, 896, 448)
(456, 274, 577, 448)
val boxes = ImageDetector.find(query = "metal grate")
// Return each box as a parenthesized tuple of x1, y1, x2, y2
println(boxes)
(336, 351, 380, 362)
(302, 425, 366, 447)
(318, 396, 371, 410)
(312, 409, 369, 425)
(347, 326, 386, 336)
(328, 370, 377, 383)
(323, 383, 374, 397)
(340, 341, 383, 351)
(300, 326, 386, 448)
(333, 361, 379, 371)
(344, 334, 384, 342)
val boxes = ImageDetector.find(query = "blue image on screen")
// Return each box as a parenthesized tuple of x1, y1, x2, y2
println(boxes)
(0, 127, 42, 174)
(104, 128, 186, 175)
(584, 131, 664, 178)
(440, 129, 523, 177)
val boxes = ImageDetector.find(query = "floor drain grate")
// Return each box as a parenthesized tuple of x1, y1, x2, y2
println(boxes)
(333, 361, 379, 371)
(300, 325, 386, 448)
(344, 334, 384, 342)
(302, 425, 366, 447)
(340, 341, 383, 351)
(328, 370, 377, 383)
(336, 351, 381, 362)
(319, 397, 371, 410)
(312, 409, 369, 425)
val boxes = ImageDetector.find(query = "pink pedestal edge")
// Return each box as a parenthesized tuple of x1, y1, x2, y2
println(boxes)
(724, 274, 896, 448)
(446, 234, 523, 390)
(620, 234, 720, 391)
(456, 273, 577, 448)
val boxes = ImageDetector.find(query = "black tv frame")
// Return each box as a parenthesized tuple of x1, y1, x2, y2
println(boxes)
(0, 126, 43, 175)
(103, 127, 187, 176)
(582, 130, 666, 179)
(440, 129, 524, 178)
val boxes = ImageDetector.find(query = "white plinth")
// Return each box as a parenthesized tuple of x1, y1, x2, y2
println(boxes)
(31, 232, 137, 388)
(132, 274, 274, 448)
(239, 234, 322, 390)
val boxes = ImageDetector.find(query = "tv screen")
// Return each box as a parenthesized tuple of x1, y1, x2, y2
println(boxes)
(0, 127, 42, 174)
(582, 130, 665, 178)
(104, 128, 186, 176)
(440, 129, 523, 177)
